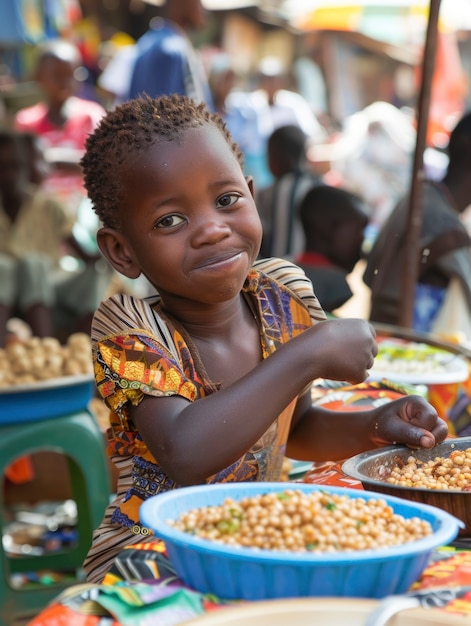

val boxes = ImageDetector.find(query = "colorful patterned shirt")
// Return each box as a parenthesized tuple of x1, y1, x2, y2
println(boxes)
(92, 258, 324, 529)
(83, 259, 325, 583)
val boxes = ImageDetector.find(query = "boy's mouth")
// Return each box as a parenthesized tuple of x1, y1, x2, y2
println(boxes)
(192, 251, 243, 271)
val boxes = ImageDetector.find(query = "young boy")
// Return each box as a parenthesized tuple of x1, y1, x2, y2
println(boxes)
(80, 94, 447, 583)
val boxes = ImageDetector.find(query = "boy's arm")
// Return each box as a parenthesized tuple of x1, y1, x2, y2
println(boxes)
(131, 318, 376, 486)
(286, 391, 447, 463)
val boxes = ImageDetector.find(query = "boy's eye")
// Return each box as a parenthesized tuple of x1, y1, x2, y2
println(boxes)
(217, 193, 240, 208)
(155, 214, 184, 229)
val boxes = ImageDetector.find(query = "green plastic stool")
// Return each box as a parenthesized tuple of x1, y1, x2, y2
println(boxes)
(0, 409, 110, 626)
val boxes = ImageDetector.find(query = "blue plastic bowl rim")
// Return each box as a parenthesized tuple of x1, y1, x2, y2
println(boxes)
(140, 482, 462, 565)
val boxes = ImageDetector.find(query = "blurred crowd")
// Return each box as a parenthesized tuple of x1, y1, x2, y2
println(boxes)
(1, 0, 471, 345)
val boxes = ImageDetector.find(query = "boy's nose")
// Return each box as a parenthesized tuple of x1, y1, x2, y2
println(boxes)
(191, 214, 232, 246)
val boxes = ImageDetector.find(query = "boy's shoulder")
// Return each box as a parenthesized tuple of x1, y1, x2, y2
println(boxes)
(92, 292, 162, 342)
(252, 257, 326, 324)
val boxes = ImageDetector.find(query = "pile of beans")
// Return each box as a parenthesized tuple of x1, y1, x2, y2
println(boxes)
(170, 489, 432, 553)
(385, 447, 471, 491)
(0, 333, 93, 387)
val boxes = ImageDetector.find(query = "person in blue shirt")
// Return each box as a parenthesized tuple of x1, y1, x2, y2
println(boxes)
(128, 0, 214, 110)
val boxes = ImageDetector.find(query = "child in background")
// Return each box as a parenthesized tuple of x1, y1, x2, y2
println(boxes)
(257, 124, 321, 259)
(0, 130, 109, 346)
(14, 39, 105, 218)
(80, 94, 447, 583)
(296, 185, 369, 313)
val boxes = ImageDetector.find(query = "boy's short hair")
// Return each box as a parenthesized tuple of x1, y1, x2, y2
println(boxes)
(81, 94, 244, 229)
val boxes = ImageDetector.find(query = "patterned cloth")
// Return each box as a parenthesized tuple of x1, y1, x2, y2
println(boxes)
(84, 258, 325, 582)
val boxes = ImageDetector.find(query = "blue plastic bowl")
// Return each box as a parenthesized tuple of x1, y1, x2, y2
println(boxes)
(0, 374, 95, 424)
(140, 482, 462, 601)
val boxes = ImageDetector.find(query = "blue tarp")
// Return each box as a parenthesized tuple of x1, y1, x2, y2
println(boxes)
(0, 0, 31, 45)
(0, 0, 64, 46)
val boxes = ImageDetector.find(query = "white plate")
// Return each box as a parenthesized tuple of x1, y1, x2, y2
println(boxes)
(181, 597, 465, 626)
(368, 340, 469, 385)
(182, 598, 379, 626)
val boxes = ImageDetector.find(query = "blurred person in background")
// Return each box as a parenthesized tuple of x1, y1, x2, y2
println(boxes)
(14, 39, 106, 219)
(295, 185, 369, 314)
(363, 111, 471, 335)
(208, 52, 264, 186)
(332, 101, 416, 246)
(226, 56, 327, 191)
(127, 0, 214, 110)
(257, 124, 322, 259)
(96, 31, 137, 109)
(0, 130, 110, 347)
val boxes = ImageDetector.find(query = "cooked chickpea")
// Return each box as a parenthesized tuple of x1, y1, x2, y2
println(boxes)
(170, 489, 432, 553)
(1, 335, 93, 387)
(385, 448, 471, 491)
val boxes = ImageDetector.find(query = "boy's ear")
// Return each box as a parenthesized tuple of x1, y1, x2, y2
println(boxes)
(97, 227, 141, 279)
(245, 175, 255, 198)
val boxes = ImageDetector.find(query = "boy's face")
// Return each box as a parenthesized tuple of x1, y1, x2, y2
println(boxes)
(37, 57, 78, 107)
(104, 124, 262, 308)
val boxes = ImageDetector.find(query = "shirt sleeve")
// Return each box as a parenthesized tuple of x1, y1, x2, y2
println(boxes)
(91, 294, 204, 415)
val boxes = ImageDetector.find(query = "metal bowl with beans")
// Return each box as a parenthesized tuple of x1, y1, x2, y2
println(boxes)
(342, 437, 471, 536)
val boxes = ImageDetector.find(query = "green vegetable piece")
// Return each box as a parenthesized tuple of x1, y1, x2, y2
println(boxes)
(217, 521, 231, 533)
(276, 492, 291, 500)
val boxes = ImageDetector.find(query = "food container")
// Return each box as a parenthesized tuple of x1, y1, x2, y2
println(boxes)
(368, 338, 469, 386)
(181, 597, 469, 626)
(140, 482, 461, 601)
(369, 330, 471, 432)
(0, 374, 95, 424)
(342, 437, 471, 536)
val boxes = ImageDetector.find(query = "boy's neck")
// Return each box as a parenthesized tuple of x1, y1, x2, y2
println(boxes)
(159, 293, 252, 341)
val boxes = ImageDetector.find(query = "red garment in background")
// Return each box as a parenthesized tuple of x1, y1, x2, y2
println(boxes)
(415, 31, 467, 148)
(14, 96, 105, 215)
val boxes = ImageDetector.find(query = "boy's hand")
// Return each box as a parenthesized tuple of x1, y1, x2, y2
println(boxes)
(310, 318, 378, 384)
(370, 395, 448, 449)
